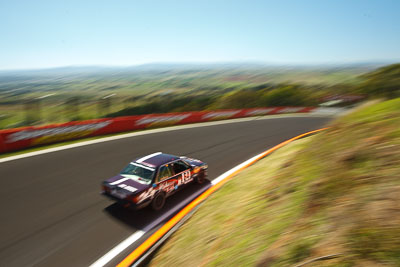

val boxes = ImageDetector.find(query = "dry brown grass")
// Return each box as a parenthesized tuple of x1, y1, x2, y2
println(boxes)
(150, 98, 400, 267)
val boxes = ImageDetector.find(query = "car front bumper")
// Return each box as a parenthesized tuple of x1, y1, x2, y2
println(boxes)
(101, 191, 152, 210)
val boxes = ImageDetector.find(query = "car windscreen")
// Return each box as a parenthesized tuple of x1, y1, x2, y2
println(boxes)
(120, 163, 155, 184)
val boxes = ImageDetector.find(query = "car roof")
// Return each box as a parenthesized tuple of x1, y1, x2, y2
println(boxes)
(133, 152, 180, 168)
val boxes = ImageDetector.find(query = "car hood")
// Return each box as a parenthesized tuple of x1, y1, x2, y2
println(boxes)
(104, 175, 150, 193)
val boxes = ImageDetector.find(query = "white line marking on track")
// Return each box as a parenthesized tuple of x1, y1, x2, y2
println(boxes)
(88, 150, 274, 267)
(86, 124, 336, 267)
(0, 112, 340, 266)
(0, 113, 336, 164)
(211, 153, 262, 186)
(89, 230, 145, 267)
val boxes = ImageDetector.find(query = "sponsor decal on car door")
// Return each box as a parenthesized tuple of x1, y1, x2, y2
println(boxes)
(135, 166, 192, 204)
(178, 170, 192, 185)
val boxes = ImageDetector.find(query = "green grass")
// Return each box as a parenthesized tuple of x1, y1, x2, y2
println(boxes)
(150, 97, 400, 267)
(0, 65, 371, 129)
(0, 98, 128, 129)
(150, 138, 315, 266)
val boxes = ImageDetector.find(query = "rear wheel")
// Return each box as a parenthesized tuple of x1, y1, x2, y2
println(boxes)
(151, 192, 166, 211)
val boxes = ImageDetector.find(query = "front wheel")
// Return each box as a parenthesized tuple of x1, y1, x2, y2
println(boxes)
(151, 192, 166, 211)
(195, 171, 206, 184)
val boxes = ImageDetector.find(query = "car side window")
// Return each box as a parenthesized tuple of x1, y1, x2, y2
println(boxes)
(172, 160, 190, 174)
(157, 165, 172, 182)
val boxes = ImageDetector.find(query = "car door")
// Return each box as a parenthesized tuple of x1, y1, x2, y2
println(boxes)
(171, 160, 193, 186)
(156, 164, 176, 194)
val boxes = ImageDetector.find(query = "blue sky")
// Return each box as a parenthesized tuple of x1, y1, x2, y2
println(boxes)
(0, 0, 399, 70)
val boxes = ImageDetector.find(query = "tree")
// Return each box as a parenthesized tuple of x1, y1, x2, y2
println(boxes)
(359, 63, 400, 98)
(261, 85, 311, 106)
(212, 90, 262, 109)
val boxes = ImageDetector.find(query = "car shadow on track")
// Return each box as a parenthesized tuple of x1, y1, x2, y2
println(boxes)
(103, 181, 211, 231)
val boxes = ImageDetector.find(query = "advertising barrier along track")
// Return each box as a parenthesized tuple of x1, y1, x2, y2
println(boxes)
(0, 107, 315, 153)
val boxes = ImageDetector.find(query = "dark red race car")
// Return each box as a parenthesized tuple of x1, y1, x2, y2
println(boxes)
(101, 152, 208, 210)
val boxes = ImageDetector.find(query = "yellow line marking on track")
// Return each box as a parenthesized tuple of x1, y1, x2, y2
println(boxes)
(117, 127, 328, 267)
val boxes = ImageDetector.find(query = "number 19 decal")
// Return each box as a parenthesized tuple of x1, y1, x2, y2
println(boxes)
(182, 171, 191, 183)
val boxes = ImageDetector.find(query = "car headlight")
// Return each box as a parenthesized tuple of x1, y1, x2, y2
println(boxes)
(102, 185, 110, 193)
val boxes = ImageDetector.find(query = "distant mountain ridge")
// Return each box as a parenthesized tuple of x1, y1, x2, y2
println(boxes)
(0, 61, 395, 76)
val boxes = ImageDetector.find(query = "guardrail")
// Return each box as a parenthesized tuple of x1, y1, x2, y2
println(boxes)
(0, 107, 315, 153)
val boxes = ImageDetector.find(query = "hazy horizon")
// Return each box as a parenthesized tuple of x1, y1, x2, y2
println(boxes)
(0, 60, 396, 73)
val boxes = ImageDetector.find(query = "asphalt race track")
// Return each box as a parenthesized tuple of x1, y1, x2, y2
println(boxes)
(0, 115, 331, 267)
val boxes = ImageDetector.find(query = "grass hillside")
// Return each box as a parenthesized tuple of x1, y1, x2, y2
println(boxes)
(150, 98, 400, 266)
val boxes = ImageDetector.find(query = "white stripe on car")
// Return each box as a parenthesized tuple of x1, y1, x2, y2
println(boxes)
(109, 178, 130, 185)
(136, 152, 162, 163)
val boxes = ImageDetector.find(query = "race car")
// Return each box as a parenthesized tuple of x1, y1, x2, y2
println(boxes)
(101, 152, 208, 210)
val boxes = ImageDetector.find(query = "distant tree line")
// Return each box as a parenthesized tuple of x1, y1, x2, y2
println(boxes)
(107, 84, 319, 117)
(107, 63, 400, 117)
(1, 63, 398, 129)
(108, 96, 215, 117)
